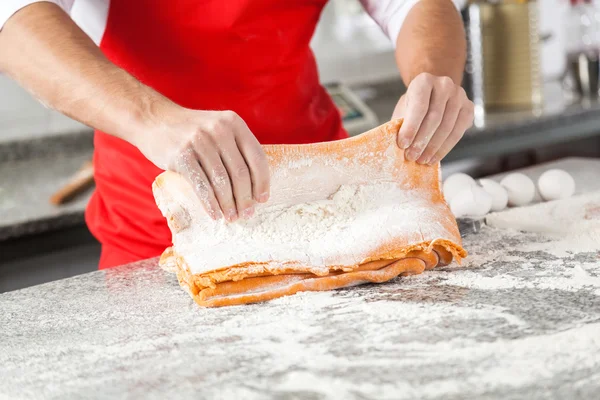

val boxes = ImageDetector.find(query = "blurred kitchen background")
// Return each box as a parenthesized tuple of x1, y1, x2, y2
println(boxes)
(2, 0, 600, 291)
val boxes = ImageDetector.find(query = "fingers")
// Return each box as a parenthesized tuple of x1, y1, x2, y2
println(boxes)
(396, 73, 474, 165)
(193, 132, 240, 223)
(397, 74, 432, 150)
(217, 134, 256, 220)
(198, 110, 270, 222)
(174, 147, 222, 220)
(430, 104, 474, 164)
(416, 89, 463, 164)
(216, 111, 270, 219)
(234, 121, 271, 204)
(404, 78, 454, 162)
(159, 110, 270, 222)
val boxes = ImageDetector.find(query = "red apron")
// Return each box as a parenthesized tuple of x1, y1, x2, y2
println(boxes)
(85, 0, 347, 269)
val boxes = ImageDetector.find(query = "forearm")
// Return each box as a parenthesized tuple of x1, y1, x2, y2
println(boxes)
(0, 3, 177, 144)
(395, 0, 466, 85)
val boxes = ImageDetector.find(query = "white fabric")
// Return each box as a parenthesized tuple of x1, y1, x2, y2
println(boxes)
(361, 0, 466, 43)
(70, 0, 109, 45)
(0, 0, 74, 30)
(0, 0, 467, 48)
(0, 0, 108, 44)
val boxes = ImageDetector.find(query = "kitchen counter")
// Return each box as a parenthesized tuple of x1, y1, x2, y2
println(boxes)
(1, 158, 600, 399)
(1, 226, 599, 399)
(0, 131, 93, 241)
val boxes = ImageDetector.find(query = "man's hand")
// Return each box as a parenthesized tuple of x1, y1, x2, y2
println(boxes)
(393, 72, 474, 165)
(136, 109, 270, 222)
(391, 0, 470, 163)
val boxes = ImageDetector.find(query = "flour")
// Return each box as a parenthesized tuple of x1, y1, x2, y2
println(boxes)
(521, 227, 600, 257)
(242, 184, 369, 241)
(196, 280, 600, 399)
(485, 190, 600, 257)
(174, 182, 456, 274)
(437, 261, 600, 296)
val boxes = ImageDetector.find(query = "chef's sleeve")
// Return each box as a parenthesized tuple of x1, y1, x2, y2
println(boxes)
(0, 0, 74, 31)
(360, 0, 466, 45)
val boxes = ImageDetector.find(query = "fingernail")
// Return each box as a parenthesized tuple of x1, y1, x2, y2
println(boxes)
(429, 156, 439, 164)
(258, 192, 269, 203)
(241, 207, 254, 219)
(400, 138, 411, 149)
(211, 210, 222, 220)
(226, 209, 238, 222)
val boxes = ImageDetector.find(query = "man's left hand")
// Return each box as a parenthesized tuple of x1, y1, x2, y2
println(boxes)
(393, 72, 474, 164)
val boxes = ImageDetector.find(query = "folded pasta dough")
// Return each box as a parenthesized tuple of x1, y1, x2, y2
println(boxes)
(153, 119, 466, 307)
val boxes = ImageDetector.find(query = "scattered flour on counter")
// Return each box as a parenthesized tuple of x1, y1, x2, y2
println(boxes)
(486, 191, 600, 257)
(520, 227, 600, 257)
(520, 221, 600, 257)
(4, 216, 600, 398)
(194, 284, 600, 399)
(196, 220, 600, 397)
(436, 262, 600, 296)
(261, 322, 600, 400)
(438, 220, 600, 295)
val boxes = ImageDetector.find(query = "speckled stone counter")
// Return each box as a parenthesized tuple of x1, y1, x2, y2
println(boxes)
(1, 212, 600, 399)
(0, 131, 93, 240)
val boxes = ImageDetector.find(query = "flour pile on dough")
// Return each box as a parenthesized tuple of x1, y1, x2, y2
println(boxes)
(167, 182, 456, 275)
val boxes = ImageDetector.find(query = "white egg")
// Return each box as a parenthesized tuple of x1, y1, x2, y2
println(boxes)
(500, 173, 536, 207)
(478, 179, 508, 212)
(450, 185, 493, 218)
(537, 169, 576, 201)
(443, 173, 476, 204)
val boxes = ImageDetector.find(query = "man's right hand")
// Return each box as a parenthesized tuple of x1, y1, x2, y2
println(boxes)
(135, 108, 271, 222)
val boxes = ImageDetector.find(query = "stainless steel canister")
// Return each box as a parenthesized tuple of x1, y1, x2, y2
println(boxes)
(463, 0, 543, 124)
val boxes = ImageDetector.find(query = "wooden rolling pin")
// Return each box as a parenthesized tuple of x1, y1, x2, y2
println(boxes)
(50, 161, 95, 205)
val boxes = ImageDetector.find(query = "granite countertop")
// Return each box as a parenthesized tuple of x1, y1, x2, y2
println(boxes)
(1, 224, 599, 399)
(0, 131, 94, 241)
(1, 158, 600, 399)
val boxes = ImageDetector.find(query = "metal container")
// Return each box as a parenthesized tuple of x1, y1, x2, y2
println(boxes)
(463, 0, 543, 123)
(566, 51, 600, 98)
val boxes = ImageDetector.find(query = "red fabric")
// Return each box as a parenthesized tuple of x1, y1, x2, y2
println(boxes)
(98, 244, 143, 271)
(85, 0, 348, 269)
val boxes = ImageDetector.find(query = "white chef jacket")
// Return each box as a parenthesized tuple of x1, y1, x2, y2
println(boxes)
(0, 0, 464, 46)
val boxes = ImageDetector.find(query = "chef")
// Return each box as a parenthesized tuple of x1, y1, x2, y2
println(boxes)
(0, 0, 474, 269)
